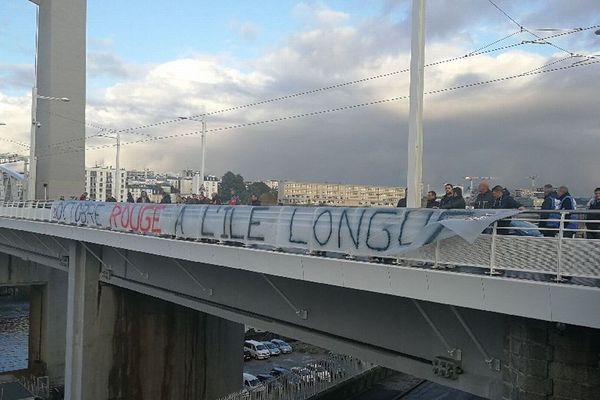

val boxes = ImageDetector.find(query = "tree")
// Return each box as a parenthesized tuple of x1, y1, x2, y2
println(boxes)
(259, 191, 277, 205)
(247, 182, 271, 199)
(219, 171, 247, 202)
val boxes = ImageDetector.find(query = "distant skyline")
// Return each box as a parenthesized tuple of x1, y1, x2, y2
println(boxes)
(1, 0, 599, 195)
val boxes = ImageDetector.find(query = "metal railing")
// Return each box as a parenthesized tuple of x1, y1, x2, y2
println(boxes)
(399, 209, 600, 282)
(217, 354, 372, 400)
(0, 201, 598, 284)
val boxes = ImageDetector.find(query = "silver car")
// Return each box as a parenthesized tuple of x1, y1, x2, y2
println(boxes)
(271, 339, 293, 354)
(262, 341, 281, 356)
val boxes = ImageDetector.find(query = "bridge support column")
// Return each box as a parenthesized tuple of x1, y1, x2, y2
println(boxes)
(62, 243, 244, 400)
(503, 317, 600, 400)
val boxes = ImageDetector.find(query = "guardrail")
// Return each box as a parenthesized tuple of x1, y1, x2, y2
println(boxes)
(0, 201, 598, 284)
(217, 354, 372, 400)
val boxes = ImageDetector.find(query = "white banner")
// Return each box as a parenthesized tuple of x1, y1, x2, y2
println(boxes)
(50, 201, 518, 257)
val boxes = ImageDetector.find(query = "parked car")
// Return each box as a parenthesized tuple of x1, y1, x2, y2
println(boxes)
(243, 349, 252, 361)
(244, 340, 271, 360)
(306, 363, 332, 382)
(271, 339, 293, 354)
(243, 373, 265, 392)
(262, 341, 281, 356)
(269, 366, 290, 378)
(291, 367, 316, 384)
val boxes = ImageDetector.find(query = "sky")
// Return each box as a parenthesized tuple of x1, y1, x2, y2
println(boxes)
(1, 0, 599, 195)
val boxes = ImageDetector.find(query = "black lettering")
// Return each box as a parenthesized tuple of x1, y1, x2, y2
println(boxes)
(175, 205, 188, 236)
(313, 209, 333, 246)
(366, 210, 397, 251)
(398, 210, 435, 245)
(247, 207, 268, 241)
(218, 206, 231, 239)
(201, 206, 215, 237)
(229, 207, 244, 239)
(338, 209, 366, 249)
(289, 208, 307, 244)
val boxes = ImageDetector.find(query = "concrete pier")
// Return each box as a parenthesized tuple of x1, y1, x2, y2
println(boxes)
(503, 317, 600, 400)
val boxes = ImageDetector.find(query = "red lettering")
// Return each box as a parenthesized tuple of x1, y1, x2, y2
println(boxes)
(109, 204, 122, 228)
(151, 205, 166, 233)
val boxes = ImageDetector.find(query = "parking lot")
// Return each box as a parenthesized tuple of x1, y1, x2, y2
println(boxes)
(243, 341, 331, 377)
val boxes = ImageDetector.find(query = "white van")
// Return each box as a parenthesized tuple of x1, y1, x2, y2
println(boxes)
(244, 340, 271, 360)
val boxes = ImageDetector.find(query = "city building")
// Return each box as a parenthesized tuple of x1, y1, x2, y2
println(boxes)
(180, 170, 220, 196)
(278, 180, 405, 207)
(85, 166, 127, 201)
(263, 179, 279, 190)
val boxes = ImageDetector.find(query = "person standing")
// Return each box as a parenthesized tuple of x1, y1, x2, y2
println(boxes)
(211, 192, 222, 205)
(451, 187, 466, 209)
(396, 189, 407, 208)
(79, 192, 88, 201)
(539, 184, 559, 237)
(439, 184, 454, 209)
(160, 192, 171, 204)
(472, 181, 494, 209)
(136, 191, 152, 203)
(126, 191, 135, 203)
(586, 187, 600, 239)
(249, 193, 261, 206)
(557, 186, 577, 238)
(491, 185, 522, 235)
(106, 194, 117, 202)
(228, 189, 240, 205)
(425, 191, 439, 208)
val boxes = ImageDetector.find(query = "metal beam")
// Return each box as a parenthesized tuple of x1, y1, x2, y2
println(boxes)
(0, 242, 66, 270)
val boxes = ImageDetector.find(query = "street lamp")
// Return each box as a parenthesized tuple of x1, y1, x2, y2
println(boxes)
(178, 115, 207, 194)
(27, 88, 70, 200)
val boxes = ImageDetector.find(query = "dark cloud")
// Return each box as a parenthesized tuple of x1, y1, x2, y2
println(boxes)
(0, 64, 33, 90)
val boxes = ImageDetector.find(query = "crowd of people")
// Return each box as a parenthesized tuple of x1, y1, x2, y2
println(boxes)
(397, 181, 600, 238)
(78, 189, 263, 206)
(76, 181, 600, 239)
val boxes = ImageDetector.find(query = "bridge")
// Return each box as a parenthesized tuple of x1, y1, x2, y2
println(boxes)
(3, 1, 599, 399)
(0, 200, 598, 400)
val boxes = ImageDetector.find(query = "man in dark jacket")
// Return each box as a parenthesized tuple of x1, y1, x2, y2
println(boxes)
(472, 181, 494, 209)
(396, 189, 407, 208)
(160, 192, 171, 204)
(426, 191, 439, 208)
(539, 184, 558, 237)
(439, 184, 454, 209)
(491, 185, 522, 234)
(250, 193, 261, 206)
(587, 188, 600, 239)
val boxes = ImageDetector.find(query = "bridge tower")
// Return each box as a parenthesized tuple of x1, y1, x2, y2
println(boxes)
(30, 0, 86, 200)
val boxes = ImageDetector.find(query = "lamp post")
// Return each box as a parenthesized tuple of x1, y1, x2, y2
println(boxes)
(179, 115, 207, 194)
(28, 88, 70, 200)
(406, 0, 426, 208)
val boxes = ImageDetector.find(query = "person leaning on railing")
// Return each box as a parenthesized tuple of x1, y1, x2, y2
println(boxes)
(490, 185, 524, 235)
(586, 187, 600, 239)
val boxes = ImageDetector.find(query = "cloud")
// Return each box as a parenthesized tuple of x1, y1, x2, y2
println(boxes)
(293, 3, 350, 27)
(229, 19, 260, 42)
(87, 51, 138, 79)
